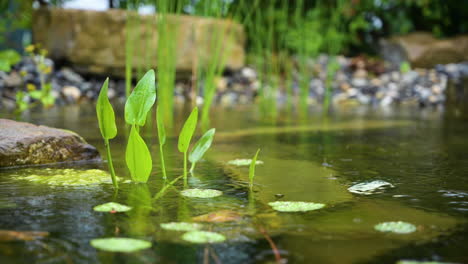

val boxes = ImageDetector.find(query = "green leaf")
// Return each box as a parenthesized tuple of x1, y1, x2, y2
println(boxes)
(126, 126, 152, 183)
(90, 237, 152, 252)
(156, 105, 166, 145)
(160, 222, 202, 231)
(182, 231, 226, 244)
(93, 202, 132, 213)
(249, 149, 260, 189)
(96, 78, 117, 139)
(181, 188, 223, 198)
(125, 69, 156, 126)
(189, 128, 215, 164)
(29, 90, 42, 100)
(374, 221, 417, 234)
(178, 107, 198, 153)
(268, 201, 325, 212)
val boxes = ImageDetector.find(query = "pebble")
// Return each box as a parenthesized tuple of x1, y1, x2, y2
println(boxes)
(61, 85, 81, 103)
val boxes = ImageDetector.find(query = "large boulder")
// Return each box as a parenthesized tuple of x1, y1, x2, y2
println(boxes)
(380, 32, 468, 68)
(0, 119, 100, 167)
(32, 8, 245, 78)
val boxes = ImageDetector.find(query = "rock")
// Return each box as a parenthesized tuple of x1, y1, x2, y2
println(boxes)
(33, 8, 245, 78)
(57, 68, 84, 84)
(4, 71, 22, 87)
(0, 119, 100, 167)
(380, 32, 468, 68)
(240, 67, 257, 81)
(61, 85, 82, 103)
(215, 77, 228, 92)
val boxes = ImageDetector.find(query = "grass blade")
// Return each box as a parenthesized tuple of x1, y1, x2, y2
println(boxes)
(249, 149, 261, 190)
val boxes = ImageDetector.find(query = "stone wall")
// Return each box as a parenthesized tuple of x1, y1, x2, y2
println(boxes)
(32, 8, 245, 78)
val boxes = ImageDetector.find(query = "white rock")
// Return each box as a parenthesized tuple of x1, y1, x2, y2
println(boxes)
(348, 180, 394, 195)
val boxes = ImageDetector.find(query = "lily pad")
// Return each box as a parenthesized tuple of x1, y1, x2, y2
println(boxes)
(397, 261, 457, 264)
(90, 237, 152, 252)
(93, 202, 132, 213)
(227, 159, 264, 166)
(16, 169, 122, 187)
(181, 188, 223, 198)
(160, 222, 202, 232)
(182, 231, 226, 244)
(348, 180, 394, 195)
(268, 201, 325, 212)
(374, 221, 417, 234)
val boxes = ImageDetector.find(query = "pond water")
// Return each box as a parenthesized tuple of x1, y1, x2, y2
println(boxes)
(1, 104, 467, 264)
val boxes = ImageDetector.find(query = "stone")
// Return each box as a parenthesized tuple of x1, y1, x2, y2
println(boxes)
(32, 8, 245, 78)
(57, 68, 84, 84)
(240, 67, 257, 81)
(61, 85, 82, 103)
(0, 119, 100, 167)
(4, 71, 22, 87)
(380, 32, 468, 68)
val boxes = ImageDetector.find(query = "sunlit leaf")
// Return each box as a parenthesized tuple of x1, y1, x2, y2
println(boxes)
(96, 78, 117, 139)
(374, 221, 417, 234)
(397, 260, 456, 264)
(125, 69, 156, 126)
(178, 107, 198, 153)
(182, 231, 226, 244)
(90, 237, 152, 252)
(93, 202, 132, 213)
(15, 169, 125, 187)
(160, 222, 202, 231)
(268, 201, 325, 212)
(189, 128, 215, 165)
(227, 159, 264, 166)
(181, 188, 222, 198)
(126, 125, 152, 183)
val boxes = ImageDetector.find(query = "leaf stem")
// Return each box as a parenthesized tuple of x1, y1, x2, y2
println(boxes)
(189, 162, 195, 173)
(104, 138, 118, 189)
(160, 144, 167, 180)
(183, 151, 188, 182)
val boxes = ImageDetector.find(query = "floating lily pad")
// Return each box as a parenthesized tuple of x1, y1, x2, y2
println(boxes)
(181, 188, 223, 198)
(397, 261, 457, 264)
(268, 201, 325, 212)
(348, 180, 394, 195)
(16, 169, 121, 187)
(182, 231, 226, 244)
(90, 238, 152, 252)
(160, 222, 202, 231)
(93, 202, 132, 213)
(374, 221, 417, 234)
(227, 159, 264, 166)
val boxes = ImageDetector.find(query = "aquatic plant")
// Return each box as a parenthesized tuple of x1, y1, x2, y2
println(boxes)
(0, 49, 21, 72)
(160, 222, 202, 232)
(249, 149, 260, 190)
(227, 159, 264, 166)
(181, 188, 223, 198)
(178, 107, 198, 181)
(93, 202, 132, 213)
(189, 128, 216, 173)
(374, 221, 417, 234)
(125, 70, 156, 183)
(182, 231, 226, 244)
(268, 201, 325, 212)
(16, 169, 124, 187)
(96, 78, 118, 189)
(90, 237, 152, 252)
(156, 105, 167, 179)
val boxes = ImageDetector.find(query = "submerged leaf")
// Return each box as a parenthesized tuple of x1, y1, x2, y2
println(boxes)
(268, 201, 325, 212)
(125, 69, 156, 126)
(93, 202, 132, 213)
(90, 237, 152, 252)
(348, 180, 394, 195)
(160, 222, 202, 231)
(178, 107, 198, 153)
(189, 128, 216, 164)
(181, 188, 222, 198)
(227, 159, 264, 166)
(15, 169, 122, 187)
(96, 78, 117, 139)
(126, 126, 152, 183)
(0, 230, 49, 241)
(182, 231, 226, 244)
(374, 221, 417, 234)
(193, 210, 242, 223)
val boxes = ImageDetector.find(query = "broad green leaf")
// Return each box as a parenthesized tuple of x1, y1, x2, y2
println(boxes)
(160, 222, 202, 231)
(178, 107, 198, 153)
(268, 201, 325, 212)
(182, 231, 226, 243)
(93, 202, 132, 213)
(29, 90, 42, 100)
(125, 69, 156, 126)
(96, 78, 117, 139)
(249, 149, 260, 189)
(189, 128, 215, 164)
(156, 105, 166, 145)
(181, 188, 222, 198)
(126, 126, 152, 183)
(90, 237, 152, 252)
(374, 221, 417, 234)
